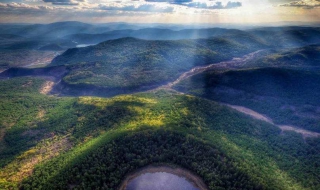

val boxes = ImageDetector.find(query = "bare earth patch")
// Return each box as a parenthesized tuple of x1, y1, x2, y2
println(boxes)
(40, 81, 55, 94)
(23, 51, 61, 68)
(224, 104, 320, 139)
(22, 129, 43, 137)
(22, 80, 33, 88)
(0, 135, 72, 184)
(37, 109, 46, 120)
(225, 104, 273, 124)
(279, 125, 320, 138)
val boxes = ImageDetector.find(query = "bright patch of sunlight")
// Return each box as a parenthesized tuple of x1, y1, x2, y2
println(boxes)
(78, 95, 157, 109)
(0, 135, 71, 184)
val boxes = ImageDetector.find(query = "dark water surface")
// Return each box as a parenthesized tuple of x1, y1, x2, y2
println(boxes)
(125, 172, 199, 190)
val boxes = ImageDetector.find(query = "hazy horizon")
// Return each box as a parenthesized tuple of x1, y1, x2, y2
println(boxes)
(1, 2, 320, 190)
(1, 0, 320, 24)
(1, 20, 320, 31)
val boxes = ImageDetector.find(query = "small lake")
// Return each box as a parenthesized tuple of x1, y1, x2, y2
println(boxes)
(125, 172, 200, 190)
(76, 44, 95, 48)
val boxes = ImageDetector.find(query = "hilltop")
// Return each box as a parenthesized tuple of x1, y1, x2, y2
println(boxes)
(46, 37, 265, 96)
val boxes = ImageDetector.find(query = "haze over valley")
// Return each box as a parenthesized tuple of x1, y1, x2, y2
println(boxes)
(1, 1, 320, 189)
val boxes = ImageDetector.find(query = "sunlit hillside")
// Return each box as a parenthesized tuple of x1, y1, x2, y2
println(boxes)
(1, 0, 320, 189)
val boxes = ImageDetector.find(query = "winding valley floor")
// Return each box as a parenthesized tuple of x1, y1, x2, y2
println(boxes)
(224, 104, 320, 138)
(1, 49, 319, 139)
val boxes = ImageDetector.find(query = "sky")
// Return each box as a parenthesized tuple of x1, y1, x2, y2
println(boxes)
(0, 0, 319, 24)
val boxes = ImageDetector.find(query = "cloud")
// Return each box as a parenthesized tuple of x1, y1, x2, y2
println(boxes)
(145, 0, 192, 4)
(145, 0, 242, 9)
(0, 2, 159, 23)
(43, 0, 85, 6)
(0, 2, 52, 15)
(0, 1, 174, 20)
(223, 1, 242, 8)
(99, 3, 174, 12)
(280, 0, 320, 8)
(182, 1, 242, 9)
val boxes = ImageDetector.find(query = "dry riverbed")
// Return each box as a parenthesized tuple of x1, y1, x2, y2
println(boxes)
(224, 104, 320, 138)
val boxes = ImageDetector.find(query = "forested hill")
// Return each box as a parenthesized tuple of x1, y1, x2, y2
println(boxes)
(246, 44, 320, 68)
(51, 37, 266, 66)
(173, 67, 320, 133)
(62, 28, 240, 43)
(248, 26, 320, 47)
(63, 26, 320, 46)
(46, 37, 266, 95)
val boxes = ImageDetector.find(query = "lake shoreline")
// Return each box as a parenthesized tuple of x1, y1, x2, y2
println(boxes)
(118, 164, 208, 190)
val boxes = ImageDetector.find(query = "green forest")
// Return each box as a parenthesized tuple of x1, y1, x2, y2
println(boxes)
(173, 67, 320, 133)
(49, 37, 265, 90)
(0, 77, 319, 189)
(1, 26, 320, 190)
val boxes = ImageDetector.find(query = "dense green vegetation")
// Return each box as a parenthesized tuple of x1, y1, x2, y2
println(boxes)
(173, 67, 320, 132)
(1, 77, 319, 190)
(1, 25, 320, 190)
(22, 131, 262, 190)
(49, 37, 264, 91)
(0, 77, 76, 166)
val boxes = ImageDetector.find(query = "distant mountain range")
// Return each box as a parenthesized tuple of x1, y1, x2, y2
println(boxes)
(1, 23, 320, 190)
(0, 21, 319, 50)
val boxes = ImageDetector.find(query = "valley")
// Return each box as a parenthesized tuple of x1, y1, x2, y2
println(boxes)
(0, 23, 320, 190)
(0, 48, 265, 96)
(0, 50, 61, 70)
(162, 49, 266, 88)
